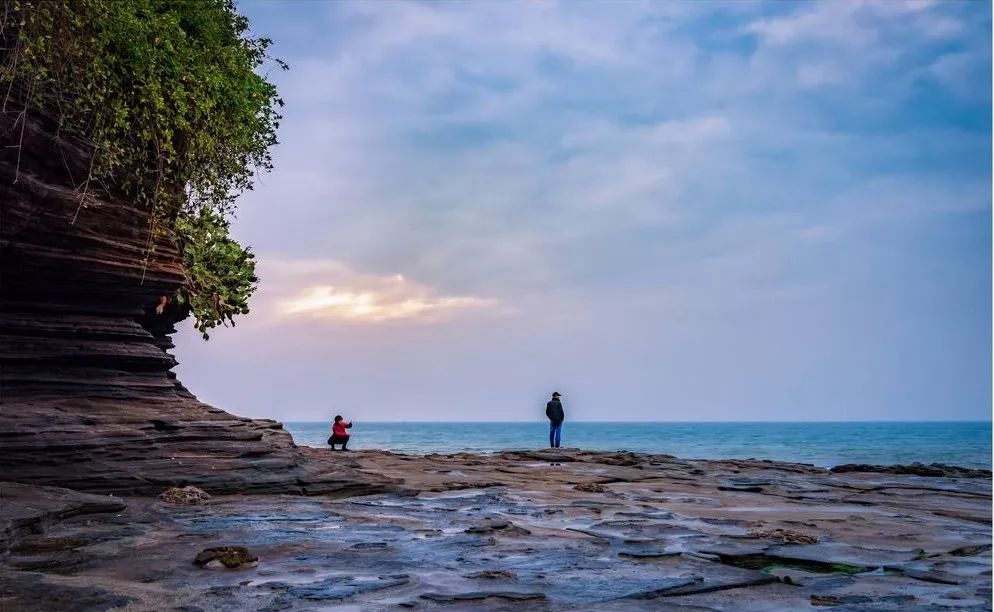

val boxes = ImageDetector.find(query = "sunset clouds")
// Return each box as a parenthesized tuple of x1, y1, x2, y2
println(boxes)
(270, 262, 496, 323)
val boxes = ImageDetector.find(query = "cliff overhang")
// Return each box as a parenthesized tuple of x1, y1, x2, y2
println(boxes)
(0, 110, 385, 496)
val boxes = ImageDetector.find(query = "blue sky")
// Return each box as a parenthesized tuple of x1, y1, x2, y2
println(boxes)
(174, 0, 991, 422)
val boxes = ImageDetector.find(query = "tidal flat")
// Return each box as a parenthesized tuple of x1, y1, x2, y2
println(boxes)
(1, 449, 990, 611)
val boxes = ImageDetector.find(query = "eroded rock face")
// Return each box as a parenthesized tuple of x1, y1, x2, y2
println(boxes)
(0, 112, 393, 497)
(0, 482, 126, 552)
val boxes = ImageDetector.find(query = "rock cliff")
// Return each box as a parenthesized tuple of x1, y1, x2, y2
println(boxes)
(0, 111, 390, 496)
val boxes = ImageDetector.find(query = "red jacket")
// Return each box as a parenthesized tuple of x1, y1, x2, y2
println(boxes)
(332, 421, 351, 437)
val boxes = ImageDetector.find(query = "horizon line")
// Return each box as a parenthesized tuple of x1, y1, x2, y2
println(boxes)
(277, 419, 993, 424)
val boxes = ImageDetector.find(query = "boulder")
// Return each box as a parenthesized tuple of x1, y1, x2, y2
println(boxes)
(193, 546, 259, 570)
(159, 486, 211, 505)
(574, 483, 606, 493)
(751, 528, 819, 545)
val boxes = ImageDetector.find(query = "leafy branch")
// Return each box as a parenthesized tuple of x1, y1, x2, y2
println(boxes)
(2, 0, 286, 338)
(175, 209, 257, 340)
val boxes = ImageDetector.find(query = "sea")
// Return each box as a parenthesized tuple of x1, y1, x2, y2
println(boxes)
(284, 421, 992, 469)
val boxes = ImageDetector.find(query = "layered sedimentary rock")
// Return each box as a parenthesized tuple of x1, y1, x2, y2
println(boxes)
(0, 111, 389, 496)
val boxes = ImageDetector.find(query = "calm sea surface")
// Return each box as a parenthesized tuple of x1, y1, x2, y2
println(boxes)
(283, 421, 992, 469)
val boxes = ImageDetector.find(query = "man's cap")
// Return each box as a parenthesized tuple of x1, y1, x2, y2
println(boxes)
(552, 391, 561, 397)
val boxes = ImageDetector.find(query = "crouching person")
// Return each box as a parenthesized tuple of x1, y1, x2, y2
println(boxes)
(327, 415, 353, 451)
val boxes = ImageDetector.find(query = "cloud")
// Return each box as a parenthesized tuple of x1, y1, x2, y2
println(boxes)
(928, 50, 991, 100)
(263, 260, 499, 324)
(235, 0, 987, 301)
(742, 1, 980, 94)
(746, 3, 870, 48)
(745, 1, 944, 48)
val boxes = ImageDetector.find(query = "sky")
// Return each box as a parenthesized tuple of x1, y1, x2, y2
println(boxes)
(174, 0, 992, 422)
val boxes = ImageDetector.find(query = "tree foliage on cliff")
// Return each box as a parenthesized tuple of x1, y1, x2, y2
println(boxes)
(2, 0, 284, 338)
(175, 209, 256, 340)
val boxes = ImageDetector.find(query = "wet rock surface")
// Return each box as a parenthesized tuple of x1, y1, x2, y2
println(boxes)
(0, 449, 990, 610)
(831, 463, 992, 479)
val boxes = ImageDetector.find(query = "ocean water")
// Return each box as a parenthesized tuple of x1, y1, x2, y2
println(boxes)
(284, 421, 992, 469)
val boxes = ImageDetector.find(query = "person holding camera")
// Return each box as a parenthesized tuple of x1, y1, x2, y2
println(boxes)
(328, 415, 353, 451)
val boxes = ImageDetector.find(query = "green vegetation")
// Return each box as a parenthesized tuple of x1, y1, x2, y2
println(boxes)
(174, 209, 256, 340)
(2, 0, 285, 338)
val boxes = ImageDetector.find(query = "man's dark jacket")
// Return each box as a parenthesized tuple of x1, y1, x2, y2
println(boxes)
(545, 399, 565, 424)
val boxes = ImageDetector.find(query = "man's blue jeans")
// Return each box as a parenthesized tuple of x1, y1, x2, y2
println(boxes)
(549, 422, 562, 448)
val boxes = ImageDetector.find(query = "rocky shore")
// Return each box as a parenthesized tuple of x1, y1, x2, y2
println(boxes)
(1, 448, 990, 611)
(1, 46, 990, 612)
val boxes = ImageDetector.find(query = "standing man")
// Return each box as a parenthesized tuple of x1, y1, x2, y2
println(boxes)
(545, 392, 565, 448)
